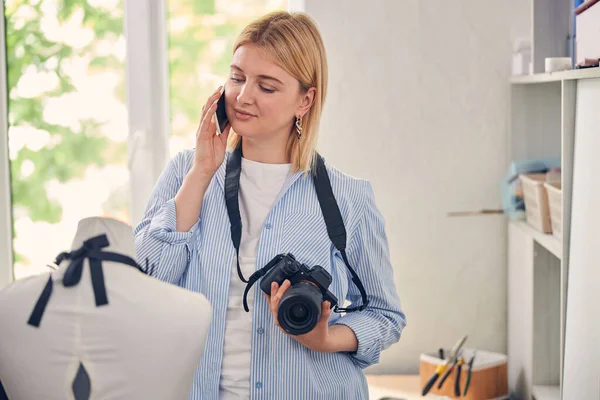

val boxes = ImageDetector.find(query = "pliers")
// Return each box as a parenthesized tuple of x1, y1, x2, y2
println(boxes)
(437, 355, 464, 393)
(454, 357, 465, 396)
(463, 352, 476, 396)
(437, 355, 459, 389)
(421, 335, 467, 396)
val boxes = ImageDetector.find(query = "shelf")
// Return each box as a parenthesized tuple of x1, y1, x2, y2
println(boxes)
(511, 220, 562, 260)
(532, 384, 560, 400)
(510, 68, 600, 84)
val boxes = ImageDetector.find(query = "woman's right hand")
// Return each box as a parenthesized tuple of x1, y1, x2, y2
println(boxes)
(193, 86, 232, 179)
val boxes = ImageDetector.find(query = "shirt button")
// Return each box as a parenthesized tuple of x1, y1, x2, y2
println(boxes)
(265, 223, 272, 229)
(256, 381, 262, 389)
(257, 328, 264, 334)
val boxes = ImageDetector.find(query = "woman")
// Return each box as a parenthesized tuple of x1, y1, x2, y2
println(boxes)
(135, 11, 406, 400)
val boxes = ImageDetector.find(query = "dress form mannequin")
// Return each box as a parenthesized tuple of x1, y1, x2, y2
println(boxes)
(0, 217, 212, 400)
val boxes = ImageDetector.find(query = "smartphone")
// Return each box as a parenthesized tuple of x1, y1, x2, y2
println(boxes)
(214, 87, 229, 135)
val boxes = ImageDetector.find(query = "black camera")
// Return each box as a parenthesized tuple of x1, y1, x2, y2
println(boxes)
(259, 253, 338, 335)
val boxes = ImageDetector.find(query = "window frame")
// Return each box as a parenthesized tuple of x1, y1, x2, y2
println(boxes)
(0, 8, 14, 289)
(124, 0, 172, 227)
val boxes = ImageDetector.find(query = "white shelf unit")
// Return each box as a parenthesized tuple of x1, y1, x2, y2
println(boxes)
(511, 220, 562, 260)
(510, 67, 600, 84)
(507, 64, 600, 399)
(532, 384, 560, 400)
(506, 0, 600, 395)
(529, 0, 572, 74)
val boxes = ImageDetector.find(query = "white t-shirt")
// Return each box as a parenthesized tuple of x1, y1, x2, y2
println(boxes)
(219, 157, 292, 399)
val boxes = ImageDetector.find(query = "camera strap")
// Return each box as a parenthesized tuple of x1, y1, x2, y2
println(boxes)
(224, 143, 246, 283)
(311, 152, 369, 313)
(225, 143, 369, 313)
(241, 254, 285, 312)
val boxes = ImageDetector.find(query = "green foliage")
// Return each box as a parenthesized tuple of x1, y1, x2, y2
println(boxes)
(6, 0, 124, 238)
(192, 0, 216, 15)
(6, 0, 285, 270)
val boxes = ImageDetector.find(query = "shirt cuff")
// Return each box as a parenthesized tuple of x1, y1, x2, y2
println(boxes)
(333, 312, 381, 369)
(148, 199, 200, 245)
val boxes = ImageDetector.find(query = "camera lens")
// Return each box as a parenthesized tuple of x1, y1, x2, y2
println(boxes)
(289, 304, 308, 322)
(277, 282, 322, 335)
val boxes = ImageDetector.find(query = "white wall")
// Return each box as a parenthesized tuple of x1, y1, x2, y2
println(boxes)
(304, 0, 529, 373)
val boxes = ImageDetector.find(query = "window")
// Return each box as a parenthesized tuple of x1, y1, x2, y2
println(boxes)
(1, 0, 293, 284)
(6, 0, 129, 279)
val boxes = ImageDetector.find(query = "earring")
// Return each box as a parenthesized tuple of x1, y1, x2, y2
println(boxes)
(295, 116, 303, 139)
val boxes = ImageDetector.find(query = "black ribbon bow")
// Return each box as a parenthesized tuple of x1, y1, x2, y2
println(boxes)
(27, 234, 146, 328)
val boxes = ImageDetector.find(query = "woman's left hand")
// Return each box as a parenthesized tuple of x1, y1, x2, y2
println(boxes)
(265, 280, 333, 353)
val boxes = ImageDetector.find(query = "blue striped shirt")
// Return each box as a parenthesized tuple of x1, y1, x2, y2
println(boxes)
(134, 149, 406, 400)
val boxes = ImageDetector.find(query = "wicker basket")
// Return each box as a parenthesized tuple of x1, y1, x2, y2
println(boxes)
(519, 173, 552, 233)
(544, 182, 562, 240)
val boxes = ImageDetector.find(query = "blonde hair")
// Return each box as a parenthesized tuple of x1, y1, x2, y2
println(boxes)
(227, 11, 328, 174)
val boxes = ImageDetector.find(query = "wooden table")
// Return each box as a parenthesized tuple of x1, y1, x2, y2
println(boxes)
(366, 375, 424, 400)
